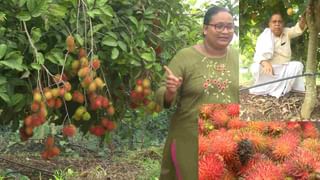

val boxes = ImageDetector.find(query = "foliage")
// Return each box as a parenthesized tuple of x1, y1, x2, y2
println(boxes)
(0, 0, 207, 154)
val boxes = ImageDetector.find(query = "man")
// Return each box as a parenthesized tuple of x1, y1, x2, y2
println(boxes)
(249, 12, 307, 98)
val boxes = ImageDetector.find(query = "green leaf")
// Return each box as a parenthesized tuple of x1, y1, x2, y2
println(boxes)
(128, 16, 138, 28)
(106, 32, 118, 39)
(29, 0, 47, 17)
(18, 0, 27, 7)
(96, 0, 108, 7)
(0, 51, 24, 71)
(31, 27, 41, 42)
(93, 24, 105, 33)
(99, 5, 113, 17)
(74, 34, 84, 47)
(117, 41, 127, 52)
(30, 62, 41, 70)
(0, 91, 10, 103)
(27, 0, 36, 13)
(48, 4, 67, 18)
(36, 52, 44, 64)
(16, 11, 31, 21)
(0, 85, 6, 93)
(0, 44, 7, 59)
(141, 52, 154, 62)
(102, 36, 118, 47)
(87, 9, 102, 18)
(0, 12, 6, 22)
(46, 49, 64, 65)
(111, 48, 119, 59)
(10, 93, 24, 107)
(0, 76, 7, 85)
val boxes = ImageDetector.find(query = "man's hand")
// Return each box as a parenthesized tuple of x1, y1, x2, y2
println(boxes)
(299, 6, 311, 30)
(164, 65, 183, 95)
(260, 60, 274, 76)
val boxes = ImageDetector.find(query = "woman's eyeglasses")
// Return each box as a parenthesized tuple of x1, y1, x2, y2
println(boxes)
(207, 23, 235, 32)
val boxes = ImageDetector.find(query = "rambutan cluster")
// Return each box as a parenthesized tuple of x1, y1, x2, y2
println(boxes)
(129, 78, 161, 113)
(41, 136, 60, 160)
(198, 104, 320, 179)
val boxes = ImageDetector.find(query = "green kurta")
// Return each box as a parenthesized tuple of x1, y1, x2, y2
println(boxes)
(155, 46, 239, 180)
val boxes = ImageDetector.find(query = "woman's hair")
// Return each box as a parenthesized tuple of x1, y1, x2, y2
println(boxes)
(203, 6, 233, 25)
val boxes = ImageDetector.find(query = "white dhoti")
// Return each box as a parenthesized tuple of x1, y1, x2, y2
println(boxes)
(249, 61, 305, 98)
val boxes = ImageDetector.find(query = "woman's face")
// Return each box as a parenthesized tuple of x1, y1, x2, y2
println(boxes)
(203, 11, 234, 49)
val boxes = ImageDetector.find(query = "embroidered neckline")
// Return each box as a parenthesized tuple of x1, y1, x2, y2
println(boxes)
(201, 49, 232, 103)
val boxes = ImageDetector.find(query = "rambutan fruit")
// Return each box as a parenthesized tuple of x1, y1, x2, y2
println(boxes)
(226, 104, 240, 116)
(286, 122, 302, 131)
(237, 130, 270, 152)
(41, 150, 49, 160)
(199, 153, 225, 180)
(54, 98, 63, 109)
(264, 121, 286, 136)
(301, 138, 320, 153)
(66, 35, 75, 53)
(62, 124, 76, 137)
(227, 117, 246, 129)
(64, 82, 72, 92)
(199, 135, 210, 156)
(78, 48, 87, 59)
(90, 125, 106, 136)
(101, 97, 109, 108)
(45, 136, 54, 149)
(31, 101, 40, 112)
(246, 121, 267, 132)
(50, 146, 60, 157)
(107, 105, 115, 116)
(94, 77, 104, 89)
(272, 132, 300, 160)
(24, 115, 33, 127)
(91, 59, 101, 70)
(243, 159, 284, 180)
(283, 148, 320, 179)
(209, 129, 237, 162)
(78, 67, 90, 78)
(301, 122, 319, 139)
(210, 109, 229, 127)
(46, 98, 55, 108)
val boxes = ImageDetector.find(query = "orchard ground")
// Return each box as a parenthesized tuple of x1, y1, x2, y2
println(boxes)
(0, 125, 163, 180)
(240, 70, 320, 121)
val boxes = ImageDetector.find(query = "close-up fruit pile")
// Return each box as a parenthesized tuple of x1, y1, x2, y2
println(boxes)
(198, 104, 320, 180)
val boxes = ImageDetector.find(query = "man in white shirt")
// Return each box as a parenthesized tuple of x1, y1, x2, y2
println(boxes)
(249, 12, 307, 98)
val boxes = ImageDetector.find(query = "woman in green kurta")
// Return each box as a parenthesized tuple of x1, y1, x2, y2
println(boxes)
(155, 6, 239, 180)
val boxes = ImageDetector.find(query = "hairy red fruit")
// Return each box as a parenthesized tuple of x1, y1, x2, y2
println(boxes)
(54, 98, 63, 109)
(107, 105, 115, 116)
(91, 59, 101, 70)
(244, 159, 284, 180)
(210, 110, 229, 127)
(226, 103, 240, 116)
(78, 48, 87, 59)
(31, 102, 40, 112)
(272, 132, 300, 160)
(199, 153, 224, 180)
(62, 124, 76, 137)
(45, 136, 54, 149)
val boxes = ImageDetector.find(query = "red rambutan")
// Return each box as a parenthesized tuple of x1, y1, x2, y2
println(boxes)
(199, 153, 225, 180)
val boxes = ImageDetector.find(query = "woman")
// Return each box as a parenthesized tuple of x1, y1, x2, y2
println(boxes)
(155, 6, 239, 180)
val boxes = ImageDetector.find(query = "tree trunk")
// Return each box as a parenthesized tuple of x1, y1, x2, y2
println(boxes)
(301, 0, 320, 119)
